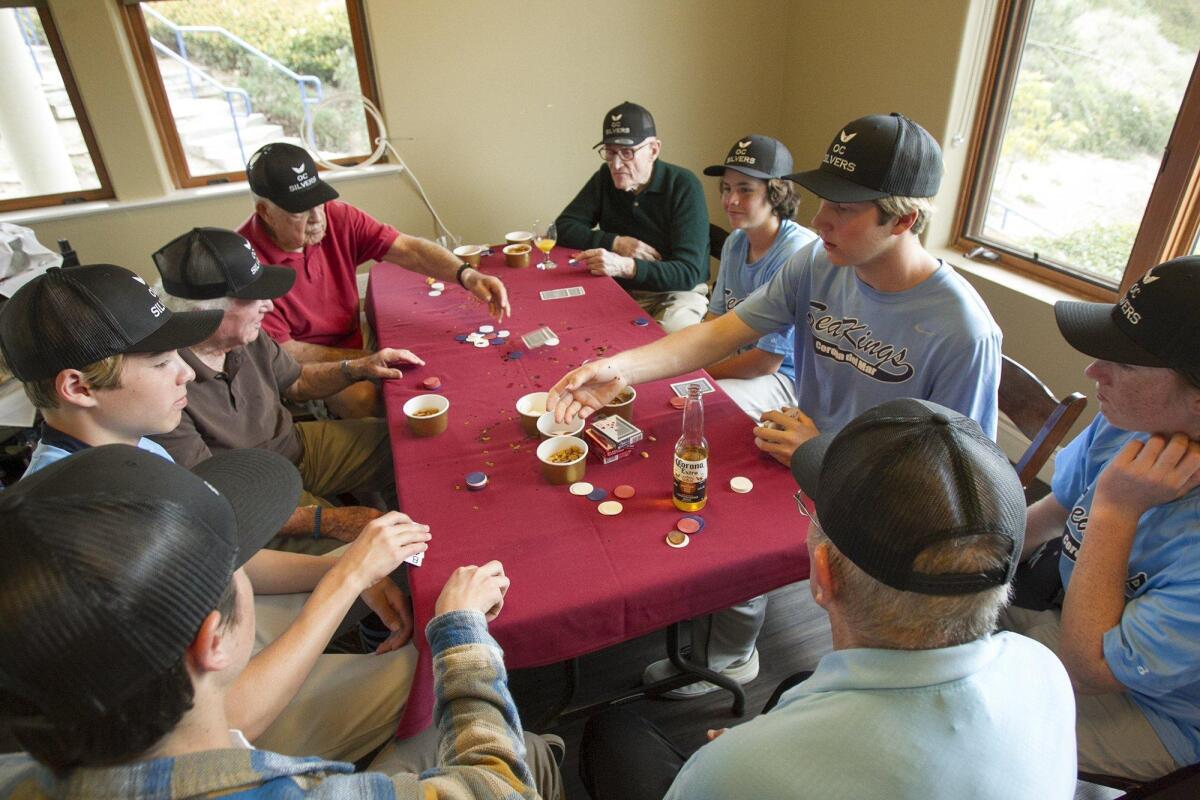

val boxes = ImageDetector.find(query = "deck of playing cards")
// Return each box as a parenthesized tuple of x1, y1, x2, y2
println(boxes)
(521, 326, 559, 348)
(586, 415, 643, 464)
(539, 286, 585, 301)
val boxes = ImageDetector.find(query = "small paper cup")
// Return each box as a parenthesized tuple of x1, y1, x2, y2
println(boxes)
(603, 386, 637, 421)
(453, 244, 485, 266)
(537, 435, 588, 485)
(537, 411, 584, 440)
(505, 230, 534, 245)
(403, 394, 449, 437)
(503, 243, 531, 268)
(516, 391, 548, 436)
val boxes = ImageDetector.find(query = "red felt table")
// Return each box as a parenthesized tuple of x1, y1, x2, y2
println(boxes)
(366, 246, 810, 736)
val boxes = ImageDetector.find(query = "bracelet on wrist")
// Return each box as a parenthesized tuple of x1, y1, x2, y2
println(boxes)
(340, 359, 355, 382)
(312, 505, 323, 539)
(455, 263, 473, 287)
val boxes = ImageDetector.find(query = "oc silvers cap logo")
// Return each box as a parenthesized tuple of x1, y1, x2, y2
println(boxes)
(839, 130, 858, 143)
(242, 240, 262, 275)
(131, 274, 167, 318)
(727, 140, 757, 167)
(606, 112, 630, 136)
(289, 162, 316, 194)
(826, 128, 859, 174)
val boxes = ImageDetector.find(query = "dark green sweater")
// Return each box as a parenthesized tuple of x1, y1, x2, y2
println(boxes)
(555, 160, 709, 293)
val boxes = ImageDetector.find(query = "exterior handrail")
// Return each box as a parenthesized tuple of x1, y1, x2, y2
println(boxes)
(149, 39, 252, 164)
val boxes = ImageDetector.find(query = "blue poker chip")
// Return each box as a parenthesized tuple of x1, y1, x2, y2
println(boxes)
(465, 471, 488, 490)
(508, 350, 524, 359)
(455, 334, 469, 342)
(682, 513, 706, 532)
(633, 317, 650, 326)
(586, 488, 608, 502)
(491, 337, 508, 346)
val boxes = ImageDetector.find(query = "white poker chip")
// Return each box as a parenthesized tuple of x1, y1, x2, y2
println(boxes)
(428, 290, 442, 297)
(498, 330, 510, 338)
(597, 500, 623, 516)
(666, 531, 690, 549)
(431, 282, 445, 291)
(544, 337, 560, 347)
(479, 325, 495, 334)
(569, 481, 594, 496)
(730, 476, 754, 494)
(473, 340, 490, 348)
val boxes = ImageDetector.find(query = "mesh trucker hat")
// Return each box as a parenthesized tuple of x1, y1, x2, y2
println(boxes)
(0, 445, 300, 721)
(246, 141, 338, 214)
(786, 113, 943, 203)
(1055, 256, 1200, 387)
(0, 264, 222, 381)
(703, 134, 794, 181)
(595, 101, 656, 147)
(153, 227, 295, 301)
(791, 398, 1026, 596)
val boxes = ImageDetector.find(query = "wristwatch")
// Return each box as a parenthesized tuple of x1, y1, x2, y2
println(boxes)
(455, 263, 474, 287)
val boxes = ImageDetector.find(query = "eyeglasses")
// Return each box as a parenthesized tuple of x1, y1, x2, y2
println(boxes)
(598, 141, 653, 163)
(794, 490, 816, 523)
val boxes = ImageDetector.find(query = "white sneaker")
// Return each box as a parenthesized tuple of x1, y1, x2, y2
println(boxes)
(641, 649, 760, 699)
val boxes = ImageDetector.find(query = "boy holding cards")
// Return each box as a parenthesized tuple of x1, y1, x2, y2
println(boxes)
(548, 113, 1001, 697)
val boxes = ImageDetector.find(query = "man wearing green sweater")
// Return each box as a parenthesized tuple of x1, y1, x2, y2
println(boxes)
(555, 101, 710, 332)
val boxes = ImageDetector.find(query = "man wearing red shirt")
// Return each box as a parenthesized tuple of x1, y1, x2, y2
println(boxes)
(238, 143, 510, 418)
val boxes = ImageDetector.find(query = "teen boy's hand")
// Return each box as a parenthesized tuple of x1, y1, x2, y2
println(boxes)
(360, 577, 414, 653)
(435, 561, 510, 622)
(753, 407, 820, 466)
(335, 511, 431, 592)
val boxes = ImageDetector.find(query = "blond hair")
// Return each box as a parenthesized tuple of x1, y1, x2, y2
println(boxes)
(875, 195, 936, 237)
(22, 354, 125, 410)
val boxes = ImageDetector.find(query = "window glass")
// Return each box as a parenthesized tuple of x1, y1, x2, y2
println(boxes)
(137, 0, 372, 179)
(979, 0, 1200, 284)
(0, 6, 108, 207)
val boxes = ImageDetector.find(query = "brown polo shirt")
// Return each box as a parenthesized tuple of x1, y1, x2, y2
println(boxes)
(153, 332, 303, 468)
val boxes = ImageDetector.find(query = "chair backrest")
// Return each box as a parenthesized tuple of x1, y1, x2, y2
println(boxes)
(998, 354, 1087, 488)
(709, 223, 729, 262)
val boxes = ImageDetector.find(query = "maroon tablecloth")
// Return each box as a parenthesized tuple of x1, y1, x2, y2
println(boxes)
(367, 247, 810, 736)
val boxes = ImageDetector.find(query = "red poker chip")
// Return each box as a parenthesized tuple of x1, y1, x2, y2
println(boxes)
(613, 484, 636, 499)
(669, 396, 687, 409)
(421, 377, 442, 390)
(676, 516, 701, 534)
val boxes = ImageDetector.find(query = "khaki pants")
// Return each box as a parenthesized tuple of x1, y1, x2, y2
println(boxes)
(267, 418, 394, 555)
(251, 584, 416, 763)
(717, 373, 799, 423)
(369, 721, 564, 800)
(1000, 605, 1179, 781)
(631, 288, 709, 333)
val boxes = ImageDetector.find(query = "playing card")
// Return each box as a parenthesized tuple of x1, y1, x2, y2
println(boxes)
(669, 377, 716, 397)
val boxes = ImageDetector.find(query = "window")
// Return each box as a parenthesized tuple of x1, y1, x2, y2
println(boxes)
(958, 0, 1200, 296)
(0, 3, 113, 212)
(122, 0, 380, 187)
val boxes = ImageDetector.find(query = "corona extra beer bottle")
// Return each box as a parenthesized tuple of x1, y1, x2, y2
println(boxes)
(672, 385, 708, 511)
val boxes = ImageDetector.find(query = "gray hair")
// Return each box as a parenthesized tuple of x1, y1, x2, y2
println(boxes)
(810, 524, 1011, 650)
(152, 280, 230, 313)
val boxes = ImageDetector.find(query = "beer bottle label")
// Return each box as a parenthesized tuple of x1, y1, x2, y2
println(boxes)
(673, 455, 708, 503)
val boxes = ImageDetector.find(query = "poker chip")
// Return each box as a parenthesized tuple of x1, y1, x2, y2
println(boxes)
(466, 332, 483, 342)
(479, 325, 495, 334)
(473, 340, 490, 348)
(498, 330, 511, 338)
(730, 476, 754, 494)
(455, 334, 469, 342)
(669, 396, 687, 410)
(676, 516, 701, 534)
(485, 332, 498, 340)
(681, 513, 706, 532)
(569, 482, 594, 496)
(586, 488, 608, 502)
(465, 471, 488, 490)
(508, 350, 524, 359)
(428, 290, 442, 297)
(613, 484, 636, 499)
(633, 317, 650, 326)
(431, 282, 445, 291)
(597, 500, 623, 516)
(666, 531, 690, 548)
(491, 338, 507, 346)
(421, 376, 442, 390)
(544, 336, 560, 347)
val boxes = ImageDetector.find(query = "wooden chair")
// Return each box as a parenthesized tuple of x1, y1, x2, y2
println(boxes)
(998, 354, 1087, 488)
(708, 223, 729, 261)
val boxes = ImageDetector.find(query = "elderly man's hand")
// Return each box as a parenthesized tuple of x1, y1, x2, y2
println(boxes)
(547, 358, 627, 422)
(753, 407, 820, 466)
(577, 248, 637, 279)
(351, 348, 425, 381)
(462, 269, 511, 321)
(612, 236, 661, 261)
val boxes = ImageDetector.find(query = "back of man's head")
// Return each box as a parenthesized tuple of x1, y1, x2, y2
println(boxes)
(792, 398, 1025, 649)
(0, 445, 299, 773)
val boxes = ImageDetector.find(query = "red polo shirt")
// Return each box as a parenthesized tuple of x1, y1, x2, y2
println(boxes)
(239, 200, 399, 349)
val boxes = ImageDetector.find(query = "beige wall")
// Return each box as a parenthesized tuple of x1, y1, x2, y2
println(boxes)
(5, 0, 1098, 454)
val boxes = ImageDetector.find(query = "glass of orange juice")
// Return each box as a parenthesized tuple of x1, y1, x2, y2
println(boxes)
(534, 221, 557, 270)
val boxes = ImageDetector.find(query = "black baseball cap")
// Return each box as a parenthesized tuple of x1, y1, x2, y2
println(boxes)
(153, 227, 295, 301)
(703, 134, 793, 180)
(1055, 256, 1200, 386)
(246, 142, 339, 214)
(787, 113, 943, 202)
(595, 101, 656, 148)
(0, 445, 300, 721)
(791, 398, 1025, 596)
(0, 264, 222, 381)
